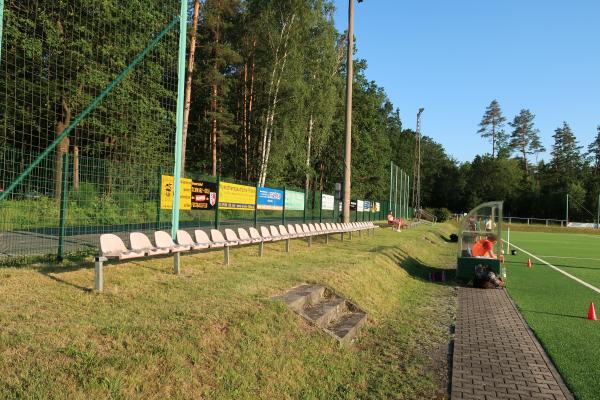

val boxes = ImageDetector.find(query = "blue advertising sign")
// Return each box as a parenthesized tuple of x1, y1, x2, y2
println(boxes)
(257, 187, 284, 211)
(364, 201, 371, 211)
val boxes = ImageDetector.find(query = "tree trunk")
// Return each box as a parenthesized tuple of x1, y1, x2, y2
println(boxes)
(248, 39, 256, 180)
(210, 14, 221, 177)
(242, 62, 248, 180)
(54, 99, 72, 201)
(305, 113, 314, 192)
(258, 15, 295, 187)
(181, 0, 201, 175)
(73, 145, 79, 191)
(492, 121, 496, 158)
(211, 83, 218, 176)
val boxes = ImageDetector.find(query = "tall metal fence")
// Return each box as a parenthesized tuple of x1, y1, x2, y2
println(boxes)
(0, 1, 400, 260)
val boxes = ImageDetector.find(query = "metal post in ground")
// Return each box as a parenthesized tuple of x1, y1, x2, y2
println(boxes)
(156, 167, 163, 230)
(173, 252, 181, 275)
(254, 183, 259, 228)
(94, 256, 107, 293)
(214, 176, 220, 229)
(57, 153, 70, 261)
(566, 194, 569, 225)
(170, 0, 189, 239)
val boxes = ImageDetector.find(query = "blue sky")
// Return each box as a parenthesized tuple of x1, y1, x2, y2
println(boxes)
(333, 0, 600, 162)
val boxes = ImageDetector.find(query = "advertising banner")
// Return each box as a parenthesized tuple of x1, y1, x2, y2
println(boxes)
(160, 175, 192, 210)
(375, 202, 381, 212)
(257, 187, 284, 211)
(363, 201, 371, 212)
(355, 200, 363, 212)
(321, 194, 335, 211)
(191, 181, 217, 211)
(285, 190, 305, 211)
(219, 182, 256, 211)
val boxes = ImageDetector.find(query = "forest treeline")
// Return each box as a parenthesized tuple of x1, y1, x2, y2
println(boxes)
(2, 0, 598, 222)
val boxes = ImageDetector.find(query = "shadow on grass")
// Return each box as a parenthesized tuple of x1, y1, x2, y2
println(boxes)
(37, 261, 94, 292)
(369, 245, 456, 284)
(520, 309, 587, 320)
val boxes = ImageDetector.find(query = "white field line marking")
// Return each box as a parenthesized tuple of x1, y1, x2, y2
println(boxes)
(536, 255, 600, 262)
(503, 239, 600, 295)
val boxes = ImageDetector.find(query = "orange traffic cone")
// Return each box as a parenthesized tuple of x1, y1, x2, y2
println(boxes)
(588, 303, 597, 321)
(527, 259, 532, 268)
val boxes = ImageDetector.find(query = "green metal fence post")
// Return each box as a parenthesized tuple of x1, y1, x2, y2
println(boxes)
(319, 192, 323, 223)
(254, 184, 259, 228)
(57, 153, 70, 261)
(303, 187, 308, 222)
(156, 167, 163, 230)
(282, 187, 286, 225)
(170, 0, 189, 239)
(214, 176, 221, 229)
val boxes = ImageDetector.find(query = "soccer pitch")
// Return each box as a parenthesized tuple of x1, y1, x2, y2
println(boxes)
(504, 230, 600, 400)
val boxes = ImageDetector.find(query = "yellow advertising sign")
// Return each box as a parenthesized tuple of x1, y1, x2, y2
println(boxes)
(160, 175, 192, 210)
(218, 181, 256, 210)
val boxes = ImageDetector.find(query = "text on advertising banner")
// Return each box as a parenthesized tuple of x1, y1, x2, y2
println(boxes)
(284, 190, 305, 211)
(191, 181, 218, 210)
(257, 187, 284, 211)
(321, 194, 335, 211)
(219, 182, 256, 211)
(375, 202, 381, 212)
(160, 175, 192, 210)
(364, 201, 371, 211)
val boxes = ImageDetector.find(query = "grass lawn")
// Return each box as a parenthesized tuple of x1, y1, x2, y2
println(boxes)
(0, 224, 457, 399)
(505, 230, 600, 400)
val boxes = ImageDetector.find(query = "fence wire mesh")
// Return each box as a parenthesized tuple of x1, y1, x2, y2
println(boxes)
(0, 1, 181, 257)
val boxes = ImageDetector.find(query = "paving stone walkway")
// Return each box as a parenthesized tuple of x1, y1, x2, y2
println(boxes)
(451, 288, 573, 400)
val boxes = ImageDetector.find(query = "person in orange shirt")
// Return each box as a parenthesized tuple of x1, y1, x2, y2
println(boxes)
(471, 234, 497, 259)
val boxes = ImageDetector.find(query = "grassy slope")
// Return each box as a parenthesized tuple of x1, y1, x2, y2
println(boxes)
(0, 224, 457, 399)
(505, 231, 600, 400)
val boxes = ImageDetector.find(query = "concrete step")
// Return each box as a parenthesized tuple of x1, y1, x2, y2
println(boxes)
(327, 311, 368, 344)
(274, 283, 368, 344)
(303, 296, 347, 328)
(272, 284, 325, 313)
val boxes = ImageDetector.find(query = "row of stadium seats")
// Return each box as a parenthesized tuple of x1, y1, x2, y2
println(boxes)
(94, 222, 379, 292)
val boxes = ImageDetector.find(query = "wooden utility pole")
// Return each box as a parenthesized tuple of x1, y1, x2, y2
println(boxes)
(342, 0, 355, 223)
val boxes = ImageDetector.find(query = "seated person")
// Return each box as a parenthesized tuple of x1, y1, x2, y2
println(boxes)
(473, 264, 504, 289)
(387, 211, 395, 225)
(471, 234, 497, 259)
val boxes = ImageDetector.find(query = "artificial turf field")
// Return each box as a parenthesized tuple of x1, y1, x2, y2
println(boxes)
(504, 230, 600, 400)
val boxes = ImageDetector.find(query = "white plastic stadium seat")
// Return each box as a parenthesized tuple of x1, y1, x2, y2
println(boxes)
(301, 224, 312, 236)
(177, 230, 209, 251)
(250, 227, 269, 242)
(211, 229, 237, 246)
(294, 224, 307, 237)
(194, 229, 219, 248)
(100, 234, 144, 260)
(226, 228, 250, 245)
(155, 231, 191, 253)
(238, 228, 260, 244)
(270, 225, 287, 241)
(279, 225, 295, 238)
(260, 226, 275, 241)
(130, 232, 170, 256)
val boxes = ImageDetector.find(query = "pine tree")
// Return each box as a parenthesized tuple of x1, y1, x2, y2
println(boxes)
(551, 122, 582, 179)
(509, 109, 539, 174)
(587, 126, 600, 175)
(478, 100, 507, 158)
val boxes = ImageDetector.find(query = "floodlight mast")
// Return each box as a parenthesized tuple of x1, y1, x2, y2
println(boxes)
(412, 108, 424, 219)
